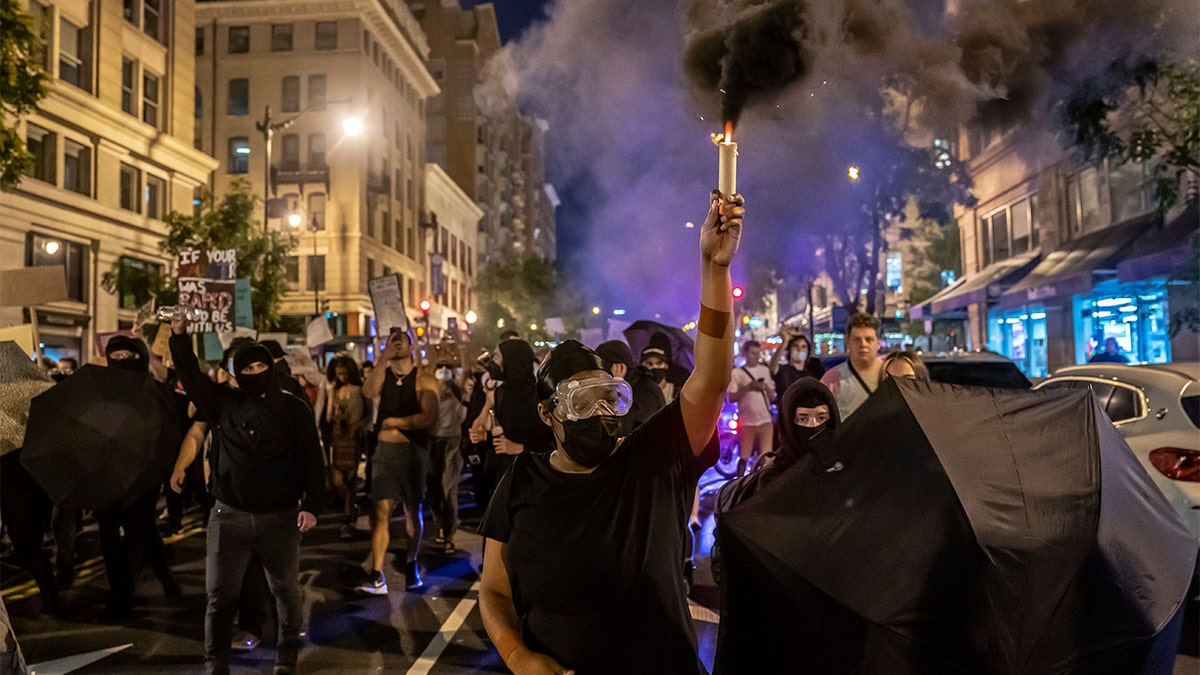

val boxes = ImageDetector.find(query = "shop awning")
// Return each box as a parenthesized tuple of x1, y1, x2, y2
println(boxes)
(1001, 210, 1161, 308)
(910, 250, 1040, 320)
(1117, 203, 1198, 282)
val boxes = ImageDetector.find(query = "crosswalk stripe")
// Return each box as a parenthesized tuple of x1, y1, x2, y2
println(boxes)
(407, 580, 481, 674)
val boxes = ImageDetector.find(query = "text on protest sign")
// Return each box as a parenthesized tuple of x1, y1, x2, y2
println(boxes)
(177, 248, 238, 333)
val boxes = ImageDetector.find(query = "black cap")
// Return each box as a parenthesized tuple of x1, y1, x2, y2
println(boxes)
(536, 339, 605, 400)
(595, 340, 634, 370)
(232, 342, 273, 375)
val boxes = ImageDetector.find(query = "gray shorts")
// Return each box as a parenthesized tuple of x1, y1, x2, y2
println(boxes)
(369, 441, 429, 505)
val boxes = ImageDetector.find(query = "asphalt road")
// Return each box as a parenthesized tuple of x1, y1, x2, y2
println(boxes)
(3, 472, 1195, 674)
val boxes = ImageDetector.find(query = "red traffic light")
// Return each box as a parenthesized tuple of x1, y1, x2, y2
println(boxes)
(419, 298, 432, 312)
(732, 286, 744, 299)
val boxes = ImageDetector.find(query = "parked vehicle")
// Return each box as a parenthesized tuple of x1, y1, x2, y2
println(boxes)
(1035, 363, 1200, 549)
(816, 351, 1032, 389)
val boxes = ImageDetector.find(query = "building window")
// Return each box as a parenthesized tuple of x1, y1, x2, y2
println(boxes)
(280, 134, 299, 170)
(1010, 199, 1033, 255)
(307, 255, 325, 291)
(228, 137, 250, 173)
(315, 21, 337, 50)
(366, 258, 375, 283)
(25, 124, 55, 184)
(270, 24, 292, 51)
(121, 58, 137, 115)
(27, 234, 87, 303)
(281, 75, 300, 112)
(308, 133, 325, 167)
(228, 78, 249, 115)
(194, 86, 202, 119)
(120, 163, 140, 211)
(308, 193, 326, 230)
(382, 210, 392, 247)
(62, 140, 90, 196)
(981, 197, 1038, 265)
(307, 74, 325, 111)
(1066, 166, 1104, 235)
(395, 218, 403, 253)
(142, 71, 160, 128)
(1108, 160, 1153, 224)
(113, 257, 164, 309)
(145, 175, 166, 219)
(285, 256, 300, 291)
(143, 0, 163, 42)
(228, 26, 249, 53)
(59, 18, 88, 91)
(195, 27, 205, 56)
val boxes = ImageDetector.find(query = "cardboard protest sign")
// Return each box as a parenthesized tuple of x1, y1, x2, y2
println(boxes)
(0, 324, 36, 357)
(368, 274, 409, 336)
(0, 267, 69, 307)
(306, 316, 333, 347)
(177, 249, 237, 333)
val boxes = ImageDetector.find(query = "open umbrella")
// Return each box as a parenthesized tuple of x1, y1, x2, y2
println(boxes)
(21, 364, 181, 511)
(0, 341, 55, 456)
(716, 378, 1196, 674)
(623, 320, 694, 387)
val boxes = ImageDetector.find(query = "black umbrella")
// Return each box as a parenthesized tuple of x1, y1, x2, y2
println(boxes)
(623, 320, 694, 387)
(21, 364, 181, 512)
(716, 378, 1196, 674)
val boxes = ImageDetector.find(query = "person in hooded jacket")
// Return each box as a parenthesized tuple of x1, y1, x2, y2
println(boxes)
(595, 340, 666, 435)
(478, 190, 743, 675)
(95, 335, 182, 620)
(168, 313, 325, 675)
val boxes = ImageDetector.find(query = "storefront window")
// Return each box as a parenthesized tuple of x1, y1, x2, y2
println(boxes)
(1075, 280, 1171, 365)
(988, 309, 1048, 378)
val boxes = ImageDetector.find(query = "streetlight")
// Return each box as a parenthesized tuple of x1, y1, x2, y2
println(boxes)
(591, 305, 601, 315)
(288, 208, 320, 316)
(256, 103, 360, 230)
(464, 310, 477, 324)
(847, 165, 861, 182)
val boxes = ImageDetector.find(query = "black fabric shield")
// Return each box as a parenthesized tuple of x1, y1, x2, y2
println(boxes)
(717, 378, 1196, 674)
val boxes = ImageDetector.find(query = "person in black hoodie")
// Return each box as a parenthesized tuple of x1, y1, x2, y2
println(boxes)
(595, 340, 666, 435)
(168, 313, 324, 675)
(96, 335, 182, 620)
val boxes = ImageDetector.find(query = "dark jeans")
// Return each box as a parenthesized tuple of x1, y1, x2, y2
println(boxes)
(96, 490, 175, 608)
(0, 453, 58, 609)
(205, 501, 302, 675)
(428, 436, 463, 537)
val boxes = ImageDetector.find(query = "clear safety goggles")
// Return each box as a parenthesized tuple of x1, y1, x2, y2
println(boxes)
(551, 375, 633, 421)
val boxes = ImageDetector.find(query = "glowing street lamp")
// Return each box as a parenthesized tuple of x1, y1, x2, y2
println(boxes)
(465, 310, 478, 324)
(342, 117, 364, 137)
(591, 305, 601, 315)
(847, 165, 861, 182)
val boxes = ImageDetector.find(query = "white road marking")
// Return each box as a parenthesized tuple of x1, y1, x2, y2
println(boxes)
(407, 580, 481, 674)
(28, 643, 132, 675)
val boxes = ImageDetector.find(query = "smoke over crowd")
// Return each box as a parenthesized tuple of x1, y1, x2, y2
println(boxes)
(494, 0, 1197, 322)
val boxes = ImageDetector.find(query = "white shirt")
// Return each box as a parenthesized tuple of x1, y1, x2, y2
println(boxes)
(821, 360, 879, 420)
(728, 363, 774, 426)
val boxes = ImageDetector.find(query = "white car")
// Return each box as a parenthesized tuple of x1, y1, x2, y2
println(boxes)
(1035, 363, 1200, 549)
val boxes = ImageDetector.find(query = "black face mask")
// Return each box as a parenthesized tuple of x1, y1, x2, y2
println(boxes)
(238, 368, 273, 397)
(800, 422, 827, 440)
(485, 361, 504, 380)
(559, 415, 622, 468)
(647, 368, 667, 384)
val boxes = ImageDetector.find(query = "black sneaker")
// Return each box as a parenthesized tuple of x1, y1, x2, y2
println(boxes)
(356, 570, 388, 595)
(404, 561, 424, 591)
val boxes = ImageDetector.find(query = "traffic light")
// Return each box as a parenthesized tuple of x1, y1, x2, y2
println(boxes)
(732, 286, 744, 299)
(415, 325, 425, 338)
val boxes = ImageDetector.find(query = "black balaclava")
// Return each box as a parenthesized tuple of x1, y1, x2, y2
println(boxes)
(498, 339, 537, 389)
(777, 378, 840, 468)
(105, 335, 149, 372)
(537, 340, 620, 467)
(232, 343, 276, 397)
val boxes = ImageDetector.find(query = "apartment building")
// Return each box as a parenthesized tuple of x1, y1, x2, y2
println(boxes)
(195, 0, 439, 346)
(1, 0, 218, 362)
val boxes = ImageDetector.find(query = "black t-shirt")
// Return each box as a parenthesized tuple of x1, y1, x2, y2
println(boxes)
(481, 398, 719, 674)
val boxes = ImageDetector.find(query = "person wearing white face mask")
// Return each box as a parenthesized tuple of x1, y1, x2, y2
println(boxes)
(768, 327, 825, 405)
(429, 361, 467, 553)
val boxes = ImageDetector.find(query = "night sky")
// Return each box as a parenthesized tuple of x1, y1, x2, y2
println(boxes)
(462, 0, 552, 43)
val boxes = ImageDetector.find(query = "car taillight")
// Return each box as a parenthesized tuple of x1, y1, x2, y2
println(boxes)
(1148, 448, 1200, 482)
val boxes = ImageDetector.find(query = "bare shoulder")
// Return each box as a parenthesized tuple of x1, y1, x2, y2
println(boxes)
(416, 372, 440, 392)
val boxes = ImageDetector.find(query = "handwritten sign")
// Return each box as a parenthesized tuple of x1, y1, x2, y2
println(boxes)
(368, 273, 409, 337)
(177, 249, 237, 333)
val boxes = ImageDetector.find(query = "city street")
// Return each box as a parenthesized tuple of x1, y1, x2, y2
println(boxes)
(2, 474, 726, 674)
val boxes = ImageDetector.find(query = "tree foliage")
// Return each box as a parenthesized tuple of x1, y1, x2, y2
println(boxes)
(823, 140, 975, 317)
(475, 254, 585, 345)
(102, 180, 296, 331)
(0, 0, 48, 190)
(1060, 59, 1200, 211)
